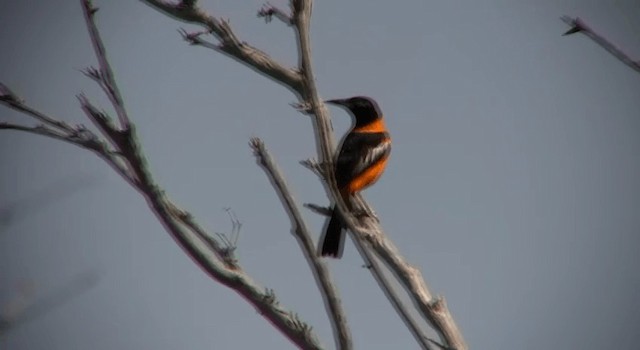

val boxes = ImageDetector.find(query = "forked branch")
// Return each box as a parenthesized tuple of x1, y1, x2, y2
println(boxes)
(142, 0, 467, 348)
(1, 1, 326, 348)
(140, 0, 304, 91)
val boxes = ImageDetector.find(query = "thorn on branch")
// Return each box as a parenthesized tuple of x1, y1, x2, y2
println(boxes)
(178, 28, 207, 45)
(210, 208, 242, 267)
(70, 124, 99, 143)
(303, 203, 332, 217)
(560, 15, 583, 36)
(84, 0, 99, 16)
(290, 101, 312, 115)
(299, 158, 324, 177)
(249, 137, 266, 157)
(263, 288, 278, 306)
(289, 312, 311, 333)
(560, 15, 640, 73)
(257, 3, 293, 26)
(81, 66, 103, 82)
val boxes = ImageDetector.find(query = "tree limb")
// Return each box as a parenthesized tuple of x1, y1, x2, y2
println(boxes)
(250, 137, 352, 350)
(561, 15, 640, 73)
(0, 2, 328, 348)
(351, 237, 436, 350)
(288, 1, 468, 348)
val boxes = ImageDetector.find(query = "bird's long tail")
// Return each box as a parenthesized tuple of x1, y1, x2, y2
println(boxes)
(319, 207, 345, 258)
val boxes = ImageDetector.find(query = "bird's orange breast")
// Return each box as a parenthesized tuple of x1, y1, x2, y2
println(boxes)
(345, 155, 389, 194)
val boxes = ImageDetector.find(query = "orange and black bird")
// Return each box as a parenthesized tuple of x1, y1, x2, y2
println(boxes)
(319, 96, 391, 258)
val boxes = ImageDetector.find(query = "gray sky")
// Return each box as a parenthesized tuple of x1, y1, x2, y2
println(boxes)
(2, 0, 640, 349)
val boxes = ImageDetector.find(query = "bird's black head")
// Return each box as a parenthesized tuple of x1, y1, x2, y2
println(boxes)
(325, 96, 383, 126)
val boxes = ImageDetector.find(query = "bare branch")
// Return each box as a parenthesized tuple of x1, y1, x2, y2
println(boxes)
(140, 0, 304, 91)
(250, 137, 352, 350)
(140, 187, 324, 349)
(81, 0, 132, 128)
(1, 122, 83, 146)
(258, 3, 293, 26)
(561, 15, 640, 73)
(1, 4, 327, 347)
(0, 120, 138, 188)
(289, 1, 468, 348)
(352, 240, 435, 350)
(300, 158, 324, 178)
(0, 82, 75, 133)
(168, 203, 240, 270)
(355, 212, 467, 350)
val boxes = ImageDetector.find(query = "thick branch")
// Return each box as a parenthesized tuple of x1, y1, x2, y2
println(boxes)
(250, 137, 352, 350)
(140, 0, 304, 91)
(561, 16, 640, 73)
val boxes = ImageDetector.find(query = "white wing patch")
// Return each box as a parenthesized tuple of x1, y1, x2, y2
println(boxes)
(355, 139, 391, 175)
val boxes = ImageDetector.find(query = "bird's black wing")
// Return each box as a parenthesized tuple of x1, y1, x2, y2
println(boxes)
(335, 131, 391, 189)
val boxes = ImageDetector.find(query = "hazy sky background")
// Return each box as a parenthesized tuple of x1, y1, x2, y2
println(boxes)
(1, 0, 639, 349)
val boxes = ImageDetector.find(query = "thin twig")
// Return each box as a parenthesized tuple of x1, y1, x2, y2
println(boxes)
(81, 0, 132, 128)
(140, 0, 304, 91)
(561, 15, 640, 73)
(250, 137, 352, 350)
(0, 83, 75, 133)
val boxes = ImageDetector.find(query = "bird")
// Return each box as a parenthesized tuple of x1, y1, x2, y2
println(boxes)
(319, 96, 391, 258)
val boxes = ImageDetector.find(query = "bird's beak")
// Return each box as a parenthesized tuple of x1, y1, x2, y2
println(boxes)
(324, 98, 348, 106)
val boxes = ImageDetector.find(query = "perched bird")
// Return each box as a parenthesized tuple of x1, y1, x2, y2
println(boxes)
(319, 96, 391, 258)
